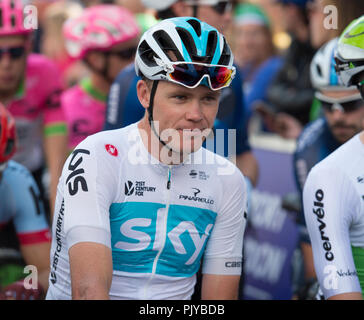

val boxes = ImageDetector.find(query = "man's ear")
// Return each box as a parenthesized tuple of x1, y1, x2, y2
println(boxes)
(136, 79, 151, 110)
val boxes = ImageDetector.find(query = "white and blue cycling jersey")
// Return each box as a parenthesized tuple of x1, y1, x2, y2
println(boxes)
(46, 122, 247, 300)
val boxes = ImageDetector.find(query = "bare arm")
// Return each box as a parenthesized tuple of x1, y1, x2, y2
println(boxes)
(69, 242, 113, 300)
(328, 292, 362, 300)
(20, 241, 51, 291)
(201, 274, 240, 300)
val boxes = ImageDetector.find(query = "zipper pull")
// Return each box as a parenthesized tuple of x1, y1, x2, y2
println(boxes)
(167, 167, 171, 190)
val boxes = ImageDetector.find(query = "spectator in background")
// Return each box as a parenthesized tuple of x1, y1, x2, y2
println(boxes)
(61, 5, 140, 151)
(41, 1, 87, 87)
(258, 0, 315, 139)
(232, 2, 283, 121)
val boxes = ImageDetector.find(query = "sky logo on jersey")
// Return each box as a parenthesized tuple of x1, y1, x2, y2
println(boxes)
(66, 149, 90, 196)
(105, 144, 118, 157)
(109, 202, 217, 277)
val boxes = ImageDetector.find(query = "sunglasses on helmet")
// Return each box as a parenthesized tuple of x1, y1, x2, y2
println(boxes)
(315, 91, 364, 113)
(162, 61, 236, 91)
(334, 56, 364, 87)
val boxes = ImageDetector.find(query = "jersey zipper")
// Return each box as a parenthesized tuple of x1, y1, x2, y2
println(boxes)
(142, 165, 172, 299)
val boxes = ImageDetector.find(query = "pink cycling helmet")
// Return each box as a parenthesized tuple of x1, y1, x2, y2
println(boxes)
(63, 4, 140, 60)
(0, 0, 33, 36)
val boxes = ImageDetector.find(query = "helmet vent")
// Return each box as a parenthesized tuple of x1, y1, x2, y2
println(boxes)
(316, 65, 322, 77)
(205, 31, 218, 64)
(186, 19, 201, 37)
(217, 37, 231, 66)
(138, 40, 159, 67)
(153, 29, 184, 62)
(176, 27, 197, 60)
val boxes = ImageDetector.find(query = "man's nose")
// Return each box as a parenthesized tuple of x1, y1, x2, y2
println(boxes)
(0, 53, 13, 67)
(185, 100, 203, 121)
(330, 107, 345, 122)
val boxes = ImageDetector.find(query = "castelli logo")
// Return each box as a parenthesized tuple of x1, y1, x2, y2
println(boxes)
(105, 144, 118, 157)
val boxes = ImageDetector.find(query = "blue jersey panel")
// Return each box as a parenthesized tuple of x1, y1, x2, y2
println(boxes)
(109, 201, 217, 277)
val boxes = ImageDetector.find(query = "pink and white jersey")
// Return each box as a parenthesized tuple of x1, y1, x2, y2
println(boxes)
(6, 54, 66, 172)
(61, 78, 106, 150)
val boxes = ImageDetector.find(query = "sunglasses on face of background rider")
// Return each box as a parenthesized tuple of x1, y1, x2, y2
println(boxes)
(110, 46, 138, 60)
(315, 91, 364, 113)
(0, 46, 26, 60)
(211, 1, 233, 14)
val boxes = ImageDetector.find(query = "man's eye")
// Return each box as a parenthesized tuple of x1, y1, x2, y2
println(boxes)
(173, 95, 187, 100)
(203, 95, 217, 102)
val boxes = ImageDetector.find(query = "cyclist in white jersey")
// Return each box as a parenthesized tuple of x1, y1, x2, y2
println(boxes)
(303, 17, 364, 299)
(46, 17, 247, 300)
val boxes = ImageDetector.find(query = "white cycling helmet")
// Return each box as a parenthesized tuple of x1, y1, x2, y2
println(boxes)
(310, 38, 356, 91)
(135, 17, 234, 82)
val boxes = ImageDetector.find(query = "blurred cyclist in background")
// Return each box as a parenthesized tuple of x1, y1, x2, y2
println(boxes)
(104, 0, 259, 191)
(0, 105, 51, 300)
(61, 4, 140, 150)
(0, 0, 68, 216)
(294, 37, 364, 299)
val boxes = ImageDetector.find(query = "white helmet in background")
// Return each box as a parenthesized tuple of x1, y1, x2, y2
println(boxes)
(310, 38, 357, 91)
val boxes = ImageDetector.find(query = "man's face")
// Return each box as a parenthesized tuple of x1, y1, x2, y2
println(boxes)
(322, 89, 364, 143)
(0, 35, 28, 95)
(149, 81, 220, 155)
